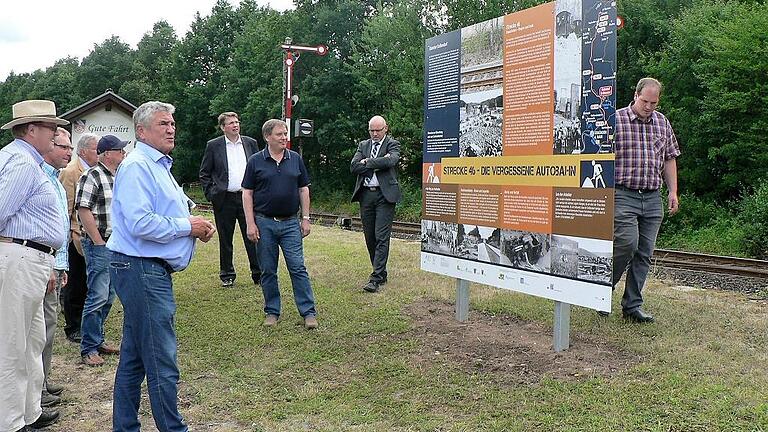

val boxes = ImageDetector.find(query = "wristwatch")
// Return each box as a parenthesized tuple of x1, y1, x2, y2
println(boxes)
(302, 215, 311, 220)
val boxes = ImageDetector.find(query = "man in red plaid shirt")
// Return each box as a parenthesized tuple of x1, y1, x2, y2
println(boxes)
(611, 77, 680, 323)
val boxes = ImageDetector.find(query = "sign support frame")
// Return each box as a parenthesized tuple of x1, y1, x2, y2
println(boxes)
(455, 278, 470, 322)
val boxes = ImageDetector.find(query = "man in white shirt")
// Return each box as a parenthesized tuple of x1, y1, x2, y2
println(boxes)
(199, 112, 261, 287)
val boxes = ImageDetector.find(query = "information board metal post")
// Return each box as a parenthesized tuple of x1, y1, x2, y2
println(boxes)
(553, 301, 571, 352)
(455, 279, 470, 322)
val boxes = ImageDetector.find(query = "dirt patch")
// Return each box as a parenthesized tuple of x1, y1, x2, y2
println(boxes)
(403, 299, 638, 385)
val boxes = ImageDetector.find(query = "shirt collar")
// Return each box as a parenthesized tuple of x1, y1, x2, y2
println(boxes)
(627, 102, 654, 124)
(14, 139, 45, 164)
(225, 135, 242, 146)
(261, 147, 290, 160)
(136, 141, 173, 166)
(79, 156, 91, 169)
(97, 161, 115, 176)
(41, 161, 59, 178)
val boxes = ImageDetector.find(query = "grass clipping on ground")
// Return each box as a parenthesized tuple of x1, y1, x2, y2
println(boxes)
(51, 225, 768, 431)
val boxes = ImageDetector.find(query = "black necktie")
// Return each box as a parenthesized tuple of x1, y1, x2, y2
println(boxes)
(365, 141, 380, 185)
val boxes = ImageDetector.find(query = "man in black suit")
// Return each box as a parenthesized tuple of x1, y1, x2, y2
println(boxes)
(351, 115, 401, 293)
(199, 112, 261, 287)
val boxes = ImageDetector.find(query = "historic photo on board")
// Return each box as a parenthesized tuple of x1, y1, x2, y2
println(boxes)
(553, 0, 584, 155)
(550, 234, 612, 284)
(460, 16, 504, 158)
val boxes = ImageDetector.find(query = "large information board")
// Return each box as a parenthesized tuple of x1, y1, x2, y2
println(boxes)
(420, 0, 617, 311)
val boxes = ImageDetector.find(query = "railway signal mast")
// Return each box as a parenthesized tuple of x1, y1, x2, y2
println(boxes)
(280, 37, 328, 148)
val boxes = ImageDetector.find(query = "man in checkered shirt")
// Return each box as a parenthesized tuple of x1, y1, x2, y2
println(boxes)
(611, 77, 680, 324)
(75, 135, 127, 366)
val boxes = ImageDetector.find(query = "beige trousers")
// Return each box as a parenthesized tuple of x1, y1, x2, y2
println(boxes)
(0, 242, 53, 432)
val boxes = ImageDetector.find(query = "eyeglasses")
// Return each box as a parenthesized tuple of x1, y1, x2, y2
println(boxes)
(53, 143, 74, 150)
(368, 128, 386, 133)
(106, 149, 126, 155)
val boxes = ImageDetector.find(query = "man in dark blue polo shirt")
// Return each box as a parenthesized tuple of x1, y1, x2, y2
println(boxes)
(242, 119, 318, 330)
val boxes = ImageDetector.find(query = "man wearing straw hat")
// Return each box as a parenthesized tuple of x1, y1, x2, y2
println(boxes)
(0, 99, 68, 431)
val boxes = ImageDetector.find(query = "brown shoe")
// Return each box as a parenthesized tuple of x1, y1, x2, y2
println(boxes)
(304, 315, 318, 330)
(263, 314, 279, 327)
(97, 342, 120, 355)
(82, 352, 105, 367)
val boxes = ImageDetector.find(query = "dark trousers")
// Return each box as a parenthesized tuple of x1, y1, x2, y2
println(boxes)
(62, 240, 87, 338)
(612, 188, 663, 312)
(213, 191, 261, 282)
(359, 188, 395, 284)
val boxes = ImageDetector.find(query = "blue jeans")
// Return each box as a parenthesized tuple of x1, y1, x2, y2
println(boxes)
(256, 215, 317, 317)
(81, 237, 116, 356)
(110, 252, 187, 432)
(612, 188, 664, 312)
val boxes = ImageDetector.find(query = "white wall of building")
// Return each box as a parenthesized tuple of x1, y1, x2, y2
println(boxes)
(71, 106, 135, 152)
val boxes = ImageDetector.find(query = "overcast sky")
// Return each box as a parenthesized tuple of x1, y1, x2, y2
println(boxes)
(0, 0, 294, 81)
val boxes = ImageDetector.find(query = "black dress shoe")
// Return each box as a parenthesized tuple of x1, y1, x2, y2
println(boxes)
(45, 382, 64, 396)
(30, 409, 59, 429)
(623, 308, 655, 323)
(66, 331, 81, 343)
(363, 281, 380, 293)
(40, 391, 60, 407)
(597, 310, 610, 317)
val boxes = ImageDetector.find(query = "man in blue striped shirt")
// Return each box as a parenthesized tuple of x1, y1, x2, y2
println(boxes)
(0, 99, 69, 432)
(107, 101, 215, 432)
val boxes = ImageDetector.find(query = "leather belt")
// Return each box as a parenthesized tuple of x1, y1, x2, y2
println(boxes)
(0, 237, 56, 255)
(148, 257, 175, 274)
(255, 212, 296, 222)
(615, 184, 658, 194)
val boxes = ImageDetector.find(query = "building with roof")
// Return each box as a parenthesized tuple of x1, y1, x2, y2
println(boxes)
(61, 90, 137, 151)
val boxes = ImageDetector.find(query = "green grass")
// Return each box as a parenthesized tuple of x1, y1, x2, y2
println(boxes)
(95, 223, 768, 431)
(183, 182, 208, 205)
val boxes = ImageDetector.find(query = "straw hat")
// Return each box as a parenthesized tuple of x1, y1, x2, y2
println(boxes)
(1, 100, 69, 130)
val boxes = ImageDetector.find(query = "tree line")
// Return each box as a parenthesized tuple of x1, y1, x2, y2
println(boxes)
(1, 0, 766, 211)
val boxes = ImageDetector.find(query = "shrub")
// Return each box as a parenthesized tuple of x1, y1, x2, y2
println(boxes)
(738, 183, 768, 259)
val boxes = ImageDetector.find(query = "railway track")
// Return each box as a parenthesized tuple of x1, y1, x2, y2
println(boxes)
(310, 212, 421, 236)
(195, 205, 421, 236)
(194, 204, 768, 279)
(461, 61, 503, 91)
(651, 249, 768, 280)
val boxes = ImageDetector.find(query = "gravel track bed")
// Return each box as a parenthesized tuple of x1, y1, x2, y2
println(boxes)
(652, 267, 768, 299)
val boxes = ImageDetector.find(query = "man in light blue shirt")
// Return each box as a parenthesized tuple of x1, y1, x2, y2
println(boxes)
(0, 99, 68, 432)
(38, 127, 74, 410)
(107, 101, 215, 432)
